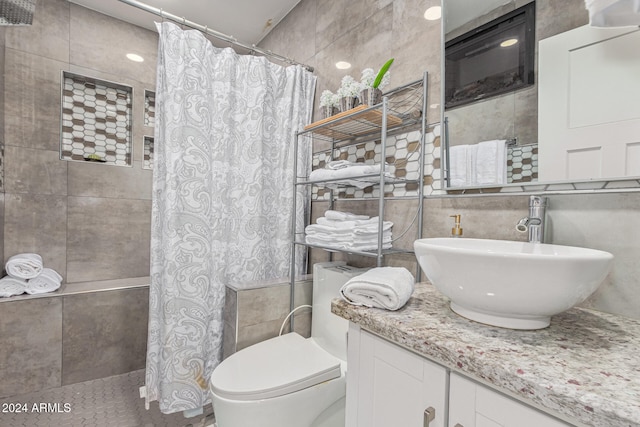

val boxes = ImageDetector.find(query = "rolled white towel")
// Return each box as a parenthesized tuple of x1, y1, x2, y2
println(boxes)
(5, 253, 44, 279)
(340, 267, 415, 310)
(25, 268, 62, 295)
(0, 276, 27, 298)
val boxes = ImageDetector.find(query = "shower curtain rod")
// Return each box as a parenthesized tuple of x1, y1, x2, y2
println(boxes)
(116, 0, 314, 72)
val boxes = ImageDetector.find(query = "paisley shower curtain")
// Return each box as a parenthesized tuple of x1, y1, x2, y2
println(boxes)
(146, 22, 316, 414)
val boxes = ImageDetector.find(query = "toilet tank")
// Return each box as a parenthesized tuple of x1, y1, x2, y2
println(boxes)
(311, 262, 368, 361)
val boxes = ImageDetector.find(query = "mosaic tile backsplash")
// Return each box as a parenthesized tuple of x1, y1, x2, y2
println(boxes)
(311, 125, 441, 200)
(507, 144, 538, 183)
(143, 136, 154, 170)
(61, 72, 132, 166)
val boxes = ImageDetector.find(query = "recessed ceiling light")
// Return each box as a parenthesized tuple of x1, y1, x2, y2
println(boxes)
(500, 38, 518, 47)
(335, 61, 351, 70)
(126, 53, 144, 62)
(424, 6, 442, 21)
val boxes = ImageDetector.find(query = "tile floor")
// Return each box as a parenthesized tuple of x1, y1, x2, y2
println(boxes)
(0, 370, 215, 427)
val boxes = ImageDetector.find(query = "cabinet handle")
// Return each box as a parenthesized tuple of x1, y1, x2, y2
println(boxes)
(423, 406, 435, 427)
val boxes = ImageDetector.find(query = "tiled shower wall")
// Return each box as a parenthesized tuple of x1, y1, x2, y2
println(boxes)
(0, 0, 156, 397)
(2, 0, 157, 283)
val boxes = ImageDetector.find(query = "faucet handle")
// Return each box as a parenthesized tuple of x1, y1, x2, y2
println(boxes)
(450, 214, 463, 237)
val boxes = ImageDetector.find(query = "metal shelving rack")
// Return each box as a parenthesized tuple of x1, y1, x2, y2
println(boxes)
(288, 71, 429, 327)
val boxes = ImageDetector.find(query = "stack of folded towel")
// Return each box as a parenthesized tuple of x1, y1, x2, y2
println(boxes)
(305, 210, 393, 251)
(308, 161, 394, 189)
(0, 253, 63, 298)
(340, 266, 415, 311)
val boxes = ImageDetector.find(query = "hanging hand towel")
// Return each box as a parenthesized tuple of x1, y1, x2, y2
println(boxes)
(585, 0, 640, 27)
(5, 253, 44, 279)
(475, 140, 507, 185)
(340, 267, 415, 310)
(449, 145, 469, 187)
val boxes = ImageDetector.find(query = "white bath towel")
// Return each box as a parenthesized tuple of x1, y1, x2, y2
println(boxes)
(316, 216, 378, 229)
(340, 267, 415, 310)
(351, 220, 393, 235)
(305, 235, 392, 251)
(305, 223, 354, 235)
(449, 145, 469, 187)
(0, 276, 27, 298)
(25, 268, 63, 295)
(326, 160, 356, 170)
(5, 253, 44, 279)
(475, 140, 507, 185)
(308, 163, 393, 189)
(324, 210, 370, 221)
(585, 0, 640, 27)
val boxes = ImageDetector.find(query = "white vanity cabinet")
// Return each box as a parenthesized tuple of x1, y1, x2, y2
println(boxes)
(448, 373, 572, 427)
(346, 324, 448, 427)
(346, 323, 575, 427)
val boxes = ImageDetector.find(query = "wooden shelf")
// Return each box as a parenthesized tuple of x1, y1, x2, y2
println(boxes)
(304, 105, 403, 141)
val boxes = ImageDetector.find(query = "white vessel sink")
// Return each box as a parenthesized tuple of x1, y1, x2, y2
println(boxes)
(414, 238, 614, 330)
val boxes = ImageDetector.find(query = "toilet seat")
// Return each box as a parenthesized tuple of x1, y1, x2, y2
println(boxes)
(210, 332, 342, 401)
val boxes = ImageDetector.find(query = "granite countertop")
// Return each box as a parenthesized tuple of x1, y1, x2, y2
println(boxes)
(331, 282, 640, 427)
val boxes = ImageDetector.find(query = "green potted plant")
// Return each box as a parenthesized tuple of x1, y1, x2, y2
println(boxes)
(359, 58, 394, 107)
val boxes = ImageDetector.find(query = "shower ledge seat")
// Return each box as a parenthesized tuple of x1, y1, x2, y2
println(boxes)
(0, 276, 150, 303)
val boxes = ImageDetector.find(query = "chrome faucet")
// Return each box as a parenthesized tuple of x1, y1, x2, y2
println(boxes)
(516, 195, 547, 243)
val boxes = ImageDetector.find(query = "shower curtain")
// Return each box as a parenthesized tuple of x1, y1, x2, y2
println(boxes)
(146, 22, 316, 414)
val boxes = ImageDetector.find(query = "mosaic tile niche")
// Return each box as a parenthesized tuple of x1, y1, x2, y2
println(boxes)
(311, 125, 441, 201)
(61, 72, 133, 166)
(143, 136, 154, 170)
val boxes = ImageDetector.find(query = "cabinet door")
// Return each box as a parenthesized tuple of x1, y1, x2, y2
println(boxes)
(449, 373, 572, 427)
(349, 327, 447, 427)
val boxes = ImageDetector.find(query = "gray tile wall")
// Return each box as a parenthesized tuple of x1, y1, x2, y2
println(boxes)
(0, 0, 156, 398)
(261, 0, 640, 321)
(2, 0, 157, 283)
(223, 279, 314, 359)
(0, 286, 148, 398)
(0, 26, 5, 264)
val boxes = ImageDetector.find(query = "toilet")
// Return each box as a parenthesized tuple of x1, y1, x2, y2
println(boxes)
(210, 262, 366, 427)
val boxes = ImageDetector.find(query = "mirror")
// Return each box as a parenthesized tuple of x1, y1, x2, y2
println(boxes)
(441, 0, 640, 191)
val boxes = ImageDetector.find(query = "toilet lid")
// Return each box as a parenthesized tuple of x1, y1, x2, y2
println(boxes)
(210, 332, 342, 401)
